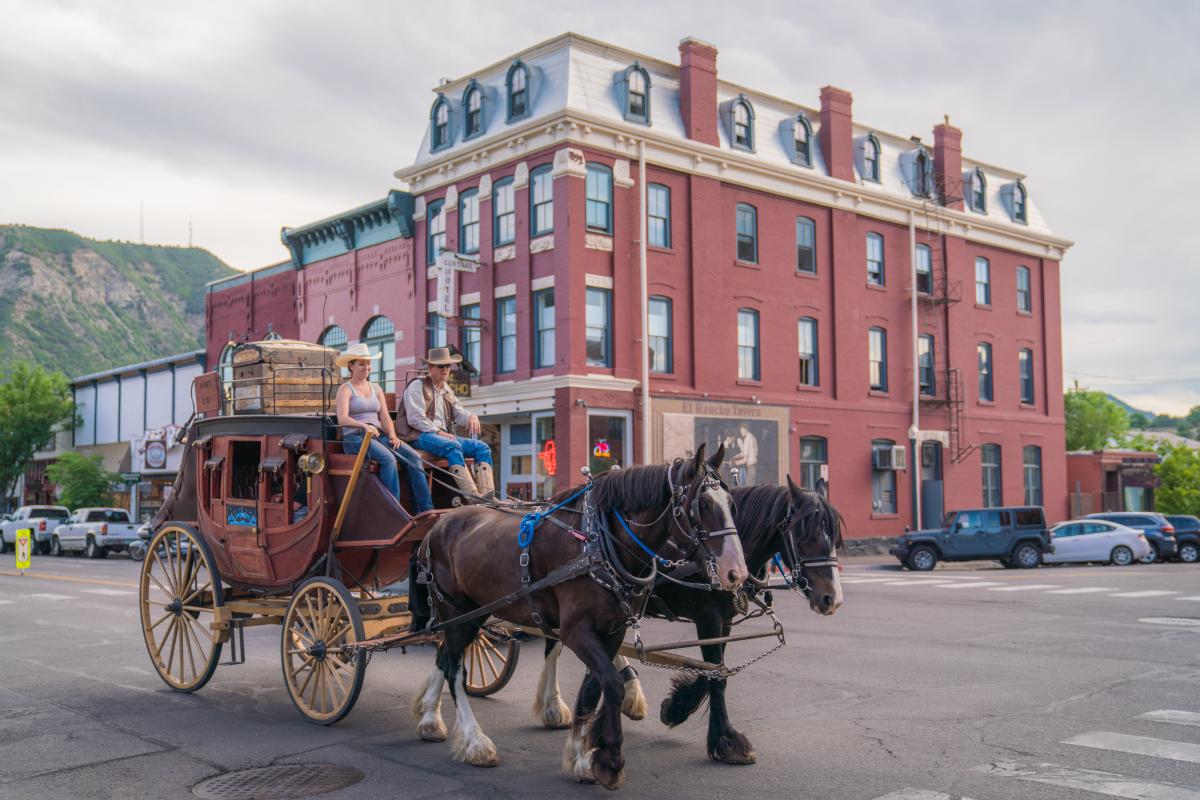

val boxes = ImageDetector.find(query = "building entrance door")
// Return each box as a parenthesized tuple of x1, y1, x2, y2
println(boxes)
(497, 412, 556, 502)
(920, 441, 944, 530)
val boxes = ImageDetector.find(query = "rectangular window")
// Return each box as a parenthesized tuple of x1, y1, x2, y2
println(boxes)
(799, 436, 827, 490)
(533, 289, 555, 369)
(1019, 348, 1034, 404)
(798, 318, 818, 386)
(459, 191, 480, 254)
(978, 342, 993, 401)
(585, 288, 612, 367)
(1017, 266, 1032, 312)
(981, 444, 1002, 507)
(867, 233, 884, 286)
(585, 164, 612, 233)
(736, 204, 757, 263)
(460, 303, 481, 371)
(975, 257, 991, 305)
(648, 297, 672, 373)
(871, 440, 897, 514)
(531, 166, 553, 236)
(1023, 446, 1043, 506)
(919, 334, 935, 396)
(588, 413, 629, 475)
(426, 312, 447, 350)
(796, 216, 816, 273)
(496, 297, 516, 373)
(737, 309, 760, 381)
(648, 184, 671, 248)
(427, 200, 445, 265)
(494, 179, 515, 245)
(869, 328, 888, 392)
(916, 244, 932, 295)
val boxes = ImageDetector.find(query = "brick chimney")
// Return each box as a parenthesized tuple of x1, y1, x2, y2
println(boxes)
(678, 37, 719, 146)
(819, 86, 854, 181)
(933, 119, 963, 210)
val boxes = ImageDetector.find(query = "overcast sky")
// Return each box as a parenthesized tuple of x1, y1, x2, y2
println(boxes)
(2, 0, 1196, 414)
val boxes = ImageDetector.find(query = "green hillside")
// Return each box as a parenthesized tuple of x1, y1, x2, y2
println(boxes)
(0, 225, 237, 378)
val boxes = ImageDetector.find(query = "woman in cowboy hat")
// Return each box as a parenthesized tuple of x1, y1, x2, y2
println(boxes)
(397, 346, 494, 499)
(334, 343, 434, 513)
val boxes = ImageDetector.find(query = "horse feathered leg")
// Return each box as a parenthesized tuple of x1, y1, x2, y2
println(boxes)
(562, 625, 626, 790)
(534, 640, 574, 729)
(412, 645, 448, 742)
(445, 624, 499, 767)
(659, 671, 710, 727)
(614, 655, 647, 721)
(700, 616, 755, 765)
(561, 670, 602, 783)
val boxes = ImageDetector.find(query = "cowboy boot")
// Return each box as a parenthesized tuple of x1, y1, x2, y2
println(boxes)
(448, 464, 480, 500)
(473, 462, 496, 501)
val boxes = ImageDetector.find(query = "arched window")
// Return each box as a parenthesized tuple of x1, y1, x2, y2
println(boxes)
(1023, 446, 1043, 506)
(863, 134, 881, 182)
(463, 84, 482, 139)
(732, 97, 755, 150)
(530, 164, 553, 236)
(506, 61, 530, 122)
(319, 325, 347, 352)
(915, 150, 932, 197)
(1013, 182, 1028, 223)
(624, 64, 650, 124)
(793, 115, 813, 167)
(361, 316, 396, 392)
(430, 96, 451, 151)
(970, 168, 987, 212)
(459, 189, 479, 254)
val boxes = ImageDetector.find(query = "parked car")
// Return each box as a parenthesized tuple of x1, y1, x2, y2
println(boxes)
(890, 506, 1052, 571)
(52, 508, 140, 558)
(1, 505, 70, 554)
(1045, 519, 1151, 566)
(1163, 515, 1200, 563)
(1084, 512, 1177, 563)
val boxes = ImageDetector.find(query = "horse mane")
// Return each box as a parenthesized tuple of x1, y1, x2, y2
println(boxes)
(588, 462, 675, 514)
(731, 484, 845, 554)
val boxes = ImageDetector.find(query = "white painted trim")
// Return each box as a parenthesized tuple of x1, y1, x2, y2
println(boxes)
(531, 275, 555, 291)
(460, 291, 481, 305)
(426, 300, 439, 312)
(494, 283, 517, 298)
(585, 273, 613, 289)
(462, 373, 640, 418)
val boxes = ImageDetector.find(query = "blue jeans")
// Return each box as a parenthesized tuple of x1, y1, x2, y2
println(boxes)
(413, 432, 493, 468)
(343, 432, 434, 513)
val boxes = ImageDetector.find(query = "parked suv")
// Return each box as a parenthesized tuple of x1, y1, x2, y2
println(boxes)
(0, 506, 71, 555)
(890, 507, 1052, 571)
(1163, 515, 1199, 563)
(1085, 512, 1177, 563)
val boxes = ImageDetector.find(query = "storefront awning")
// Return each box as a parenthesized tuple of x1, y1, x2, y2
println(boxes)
(76, 442, 132, 474)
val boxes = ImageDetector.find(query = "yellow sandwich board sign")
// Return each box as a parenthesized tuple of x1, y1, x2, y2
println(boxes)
(15, 528, 32, 572)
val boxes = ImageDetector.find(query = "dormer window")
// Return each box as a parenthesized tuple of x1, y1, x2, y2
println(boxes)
(863, 134, 881, 182)
(464, 85, 482, 138)
(431, 96, 450, 151)
(969, 168, 987, 212)
(618, 63, 651, 124)
(914, 150, 932, 197)
(733, 98, 754, 150)
(506, 61, 530, 122)
(793, 115, 813, 167)
(629, 68, 647, 118)
(1013, 182, 1028, 223)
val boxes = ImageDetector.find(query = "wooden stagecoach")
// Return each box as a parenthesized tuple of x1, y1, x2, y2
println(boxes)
(137, 340, 518, 725)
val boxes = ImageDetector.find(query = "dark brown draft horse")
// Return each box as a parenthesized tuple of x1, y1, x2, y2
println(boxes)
(409, 445, 748, 789)
(536, 476, 843, 765)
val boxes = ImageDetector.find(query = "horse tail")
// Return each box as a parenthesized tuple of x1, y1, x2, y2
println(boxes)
(659, 672, 710, 727)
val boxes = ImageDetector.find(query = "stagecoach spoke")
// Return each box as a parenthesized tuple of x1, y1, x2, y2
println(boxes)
(290, 627, 315, 649)
(149, 609, 173, 631)
(467, 643, 479, 687)
(328, 620, 353, 645)
(181, 580, 212, 606)
(301, 595, 321, 643)
(183, 612, 213, 651)
(480, 642, 500, 681)
(326, 657, 348, 698)
(180, 613, 198, 682)
(179, 546, 196, 596)
(148, 560, 175, 598)
(289, 655, 316, 683)
(154, 616, 176, 660)
(165, 618, 180, 677)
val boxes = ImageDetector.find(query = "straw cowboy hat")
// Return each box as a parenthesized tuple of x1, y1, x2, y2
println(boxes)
(421, 346, 462, 367)
(333, 342, 381, 368)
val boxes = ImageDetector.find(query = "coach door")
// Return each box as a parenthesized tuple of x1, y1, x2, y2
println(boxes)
(920, 441, 944, 530)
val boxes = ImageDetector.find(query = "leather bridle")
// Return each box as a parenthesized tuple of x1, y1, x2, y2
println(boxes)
(775, 502, 839, 597)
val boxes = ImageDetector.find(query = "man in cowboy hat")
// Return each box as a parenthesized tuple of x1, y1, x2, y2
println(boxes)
(398, 347, 495, 499)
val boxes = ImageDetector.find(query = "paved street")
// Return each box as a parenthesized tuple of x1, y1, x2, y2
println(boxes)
(1, 554, 1198, 800)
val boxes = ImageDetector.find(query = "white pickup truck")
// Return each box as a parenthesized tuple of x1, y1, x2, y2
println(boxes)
(52, 508, 140, 558)
(1, 505, 71, 555)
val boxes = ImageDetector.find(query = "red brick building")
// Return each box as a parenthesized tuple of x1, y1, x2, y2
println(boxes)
(206, 33, 1072, 539)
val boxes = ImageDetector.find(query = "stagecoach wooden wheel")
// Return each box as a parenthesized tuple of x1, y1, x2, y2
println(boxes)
(139, 524, 224, 692)
(464, 627, 520, 697)
(281, 577, 367, 725)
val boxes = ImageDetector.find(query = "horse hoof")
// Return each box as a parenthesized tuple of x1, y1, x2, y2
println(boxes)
(593, 764, 626, 790)
(710, 731, 756, 765)
(621, 678, 647, 721)
(538, 698, 574, 730)
(454, 732, 500, 767)
(717, 750, 757, 765)
(417, 719, 448, 742)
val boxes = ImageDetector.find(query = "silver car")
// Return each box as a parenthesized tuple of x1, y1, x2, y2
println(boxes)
(1045, 519, 1152, 566)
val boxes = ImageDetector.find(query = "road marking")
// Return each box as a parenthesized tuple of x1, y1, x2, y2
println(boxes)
(1138, 618, 1200, 628)
(1177, 596, 1200, 602)
(1064, 731, 1200, 764)
(1111, 590, 1179, 598)
(933, 581, 1005, 589)
(868, 790, 955, 800)
(878, 579, 962, 586)
(839, 577, 904, 584)
(29, 593, 75, 601)
(82, 588, 133, 597)
(987, 584, 1061, 592)
(1046, 587, 1111, 594)
(976, 759, 1200, 799)
(1140, 710, 1200, 728)
(0, 599, 13, 605)
(0, 570, 137, 589)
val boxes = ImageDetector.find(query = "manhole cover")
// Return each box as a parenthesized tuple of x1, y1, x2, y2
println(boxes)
(193, 764, 364, 799)
(1138, 617, 1200, 627)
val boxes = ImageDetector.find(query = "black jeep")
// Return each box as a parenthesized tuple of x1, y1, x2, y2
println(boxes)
(889, 507, 1053, 571)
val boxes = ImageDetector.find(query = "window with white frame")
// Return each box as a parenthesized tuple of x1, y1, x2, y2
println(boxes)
(794, 115, 813, 166)
(1023, 445, 1042, 506)
(863, 135, 881, 182)
(872, 439, 897, 513)
(627, 65, 649, 122)
(1017, 266, 1032, 312)
(648, 184, 670, 248)
(796, 216, 815, 273)
(586, 288, 612, 367)
(460, 304, 480, 371)
(431, 97, 450, 150)
(506, 61, 529, 121)
(975, 257, 991, 305)
(869, 327, 888, 391)
(534, 289, 555, 369)
(586, 163, 613, 233)
(798, 317, 818, 386)
(1013, 182, 1028, 223)
(736, 203, 757, 263)
(916, 243, 932, 295)
(459, 189, 479, 254)
(464, 85, 482, 138)
(799, 436, 827, 490)
(978, 342, 993, 401)
(1019, 348, 1035, 404)
(493, 178, 515, 246)
(737, 309, 760, 381)
(867, 232, 885, 286)
(981, 444, 1002, 507)
(426, 312, 447, 350)
(733, 98, 754, 149)
(496, 297, 516, 374)
(530, 165, 553, 236)
(919, 334, 935, 396)
(427, 200, 445, 265)
(970, 168, 986, 212)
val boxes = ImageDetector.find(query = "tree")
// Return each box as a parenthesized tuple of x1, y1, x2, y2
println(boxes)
(1153, 443, 1200, 517)
(1065, 389, 1128, 451)
(45, 452, 118, 510)
(0, 362, 77, 509)
(1129, 412, 1150, 429)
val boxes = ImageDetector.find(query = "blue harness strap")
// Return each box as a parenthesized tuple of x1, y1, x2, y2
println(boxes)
(614, 510, 675, 568)
(517, 485, 589, 548)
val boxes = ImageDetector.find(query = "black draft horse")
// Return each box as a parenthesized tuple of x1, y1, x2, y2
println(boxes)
(535, 475, 843, 765)
(409, 445, 748, 790)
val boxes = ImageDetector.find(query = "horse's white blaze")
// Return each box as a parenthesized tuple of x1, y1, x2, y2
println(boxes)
(449, 669, 498, 766)
(413, 667, 448, 741)
(711, 488, 748, 589)
(828, 546, 844, 610)
(562, 718, 595, 782)
(534, 642, 573, 728)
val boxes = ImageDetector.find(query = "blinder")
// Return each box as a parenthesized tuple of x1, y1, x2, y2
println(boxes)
(775, 501, 840, 597)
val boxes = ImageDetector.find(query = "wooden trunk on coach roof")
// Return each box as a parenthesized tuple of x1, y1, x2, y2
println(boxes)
(231, 340, 339, 415)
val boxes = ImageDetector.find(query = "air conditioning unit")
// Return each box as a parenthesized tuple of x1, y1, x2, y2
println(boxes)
(891, 445, 907, 471)
(872, 445, 907, 471)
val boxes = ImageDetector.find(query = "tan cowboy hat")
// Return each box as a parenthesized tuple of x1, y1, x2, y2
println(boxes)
(334, 342, 382, 368)
(421, 346, 462, 367)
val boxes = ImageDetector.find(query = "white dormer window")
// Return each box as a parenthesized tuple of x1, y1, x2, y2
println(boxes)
(914, 150, 932, 197)
(431, 96, 451, 151)
(734, 99, 753, 149)
(970, 168, 986, 212)
(793, 115, 813, 167)
(618, 63, 652, 124)
(1013, 182, 1027, 223)
(863, 134, 881, 182)
(507, 61, 529, 121)
(465, 87, 482, 138)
